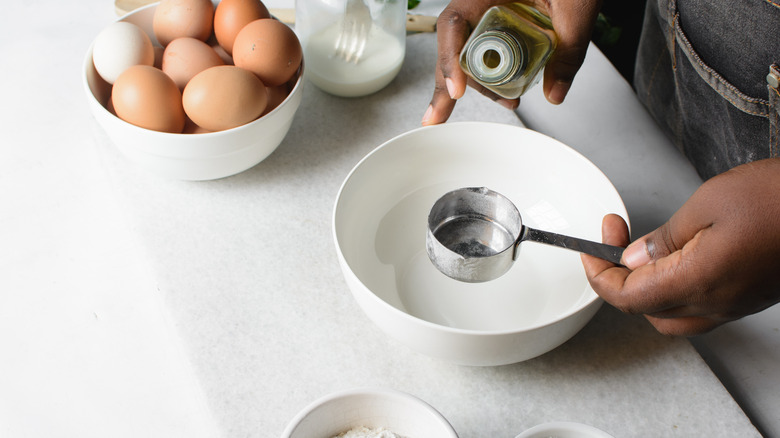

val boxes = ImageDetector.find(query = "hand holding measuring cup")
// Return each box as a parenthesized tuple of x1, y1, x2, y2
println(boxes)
(426, 187, 625, 283)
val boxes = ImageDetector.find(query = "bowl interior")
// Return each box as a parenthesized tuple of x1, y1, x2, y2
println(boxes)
(284, 388, 457, 438)
(334, 122, 627, 332)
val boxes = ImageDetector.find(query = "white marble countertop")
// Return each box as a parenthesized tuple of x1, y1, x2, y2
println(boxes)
(1, 1, 777, 437)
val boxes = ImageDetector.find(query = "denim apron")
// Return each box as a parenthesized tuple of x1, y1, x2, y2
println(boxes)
(634, 0, 780, 180)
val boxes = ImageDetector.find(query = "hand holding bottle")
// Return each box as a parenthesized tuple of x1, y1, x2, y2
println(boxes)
(422, 0, 603, 126)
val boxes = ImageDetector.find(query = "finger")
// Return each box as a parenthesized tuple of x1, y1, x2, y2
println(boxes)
(644, 302, 726, 320)
(645, 314, 721, 337)
(582, 214, 629, 272)
(542, 0, 602, 104)
(602, 213, 630, 247)
(422, 87, 456, 126)
(582, 214, 631, 300)
(423, 6, 472, 126)
(608, 230, 720, 315)
(436, 7, 470, 100)
(622, 181, 721, 270)
(646, 292, 757, 324)
(583, 161, 725, 317)
(584, 212, 708, 316)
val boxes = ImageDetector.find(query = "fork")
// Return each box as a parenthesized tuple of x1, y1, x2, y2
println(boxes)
(333, 0, 372, 63)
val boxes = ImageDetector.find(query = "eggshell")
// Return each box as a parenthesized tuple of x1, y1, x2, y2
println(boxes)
(232, 19, 302, 87)
(182, 65, 268, 131)
(92, 21, 154, 84)
(153, 0, 214, 46)
(112, 65, 186, 133)
(213, 0, 270, 55)
(162, 37, 225, 90)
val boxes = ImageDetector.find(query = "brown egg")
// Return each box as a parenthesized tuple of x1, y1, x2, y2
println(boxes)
(112, 65, 186, 133)
(153, 0, 214, 46)
(182, 65, 268, 131)
(233, 19, 302, 87)
(213, 0, 270, 55)
(162, 37, 225, 90)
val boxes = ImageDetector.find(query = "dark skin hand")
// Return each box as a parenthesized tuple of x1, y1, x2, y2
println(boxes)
(582, 158, 780, 336)
(422, 0, 603, 126)
(427, 1, 780, 336)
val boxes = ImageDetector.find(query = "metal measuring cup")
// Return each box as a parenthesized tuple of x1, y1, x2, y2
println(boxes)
(426, 187, 624, 283)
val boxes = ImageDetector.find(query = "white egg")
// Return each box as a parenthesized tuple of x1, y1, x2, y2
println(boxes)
(92, 21, 155, 84)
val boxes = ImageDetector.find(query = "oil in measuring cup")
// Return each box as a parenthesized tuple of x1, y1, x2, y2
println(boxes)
(459, 2, 558, 99)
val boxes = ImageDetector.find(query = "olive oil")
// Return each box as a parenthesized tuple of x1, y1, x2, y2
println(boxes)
(459, 3, 557, 99)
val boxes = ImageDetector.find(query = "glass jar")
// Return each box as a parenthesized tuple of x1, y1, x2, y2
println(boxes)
(295, 0, 407, 97)
(459, 2, 557, 99)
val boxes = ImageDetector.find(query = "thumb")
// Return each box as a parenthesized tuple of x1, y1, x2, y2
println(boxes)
(621, 222, 679, 270)
(621, 196, 710, 269)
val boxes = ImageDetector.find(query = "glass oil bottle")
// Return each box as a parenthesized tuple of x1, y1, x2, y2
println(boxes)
(459, 2, 557, 99)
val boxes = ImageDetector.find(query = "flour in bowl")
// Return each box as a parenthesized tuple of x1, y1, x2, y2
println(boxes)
(331, 426, 407, 438)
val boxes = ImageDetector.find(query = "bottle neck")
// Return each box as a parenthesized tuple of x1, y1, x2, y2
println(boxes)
(464, 29, 526, 85)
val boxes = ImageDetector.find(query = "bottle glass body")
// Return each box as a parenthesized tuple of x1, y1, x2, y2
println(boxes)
(295, 0, 407, 97)
(459, 3, 557, 99)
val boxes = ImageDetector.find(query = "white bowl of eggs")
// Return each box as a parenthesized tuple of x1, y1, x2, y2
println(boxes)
(83, 0, 304, 180)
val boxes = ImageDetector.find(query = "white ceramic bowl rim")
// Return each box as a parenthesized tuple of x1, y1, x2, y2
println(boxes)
(82, 2, 304, 139)
(282, 387, 458, 438)
(514, 421, 615, 438)
(333, 122, 626, 337)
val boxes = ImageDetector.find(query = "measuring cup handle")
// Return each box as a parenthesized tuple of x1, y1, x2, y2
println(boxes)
(519, 227, 625, 266)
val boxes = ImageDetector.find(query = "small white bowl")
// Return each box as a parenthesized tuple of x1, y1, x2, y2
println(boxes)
(515, 422, 614, 438)
(83, 3, 304, 180)
(333, 122, 628, 366)
(281, 387, 459, 438)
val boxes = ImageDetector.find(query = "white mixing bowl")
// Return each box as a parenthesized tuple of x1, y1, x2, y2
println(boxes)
(83, 3, 304, 180)
(333, 122, 628, 366)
